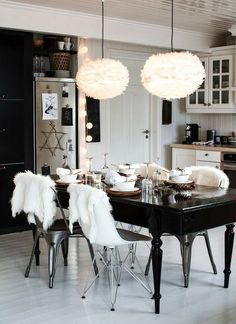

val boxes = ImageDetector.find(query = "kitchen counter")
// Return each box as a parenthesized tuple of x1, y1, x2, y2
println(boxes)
(170, 143, 236, 153)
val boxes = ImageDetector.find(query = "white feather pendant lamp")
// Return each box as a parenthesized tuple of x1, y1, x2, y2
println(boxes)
(141, 51, 205, 100)
(77, 58, 129, 100)
(76, 0, 129, 100)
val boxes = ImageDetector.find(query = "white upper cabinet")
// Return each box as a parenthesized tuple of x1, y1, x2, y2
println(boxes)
(186, 46, 236, 113)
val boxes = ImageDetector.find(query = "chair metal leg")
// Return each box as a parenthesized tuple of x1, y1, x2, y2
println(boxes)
(202, 231, 217, 274)
(176, 233, 197, 288)
(144, 250, 152, 276)
(32, 226, 40, 265)
(61, 237, 69, 266)
(45, 231, 68, 288)
(25, 231, 41, 278)
(85, 237, 99, 276)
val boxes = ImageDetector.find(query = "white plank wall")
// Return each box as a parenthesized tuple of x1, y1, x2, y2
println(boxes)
(188, 114, 236, 140)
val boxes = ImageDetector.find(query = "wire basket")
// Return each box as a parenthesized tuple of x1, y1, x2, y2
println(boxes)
(49, 52, 70, 70)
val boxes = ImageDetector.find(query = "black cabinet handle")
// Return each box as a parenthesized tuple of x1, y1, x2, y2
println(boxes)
(205, 153, 209, 156)
(0, 166, 6, 171)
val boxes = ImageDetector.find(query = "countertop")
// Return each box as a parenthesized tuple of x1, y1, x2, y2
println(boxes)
(170, 143, 236, 153)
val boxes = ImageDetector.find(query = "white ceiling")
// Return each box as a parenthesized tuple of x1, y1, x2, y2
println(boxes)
(5, 0, 236, 37)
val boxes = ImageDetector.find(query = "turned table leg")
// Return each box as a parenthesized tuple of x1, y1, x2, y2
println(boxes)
(224, 223, 235, 288)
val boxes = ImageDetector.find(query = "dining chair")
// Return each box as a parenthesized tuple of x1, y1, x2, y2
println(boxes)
(67, 184, 152, 311)
(11, 171, 98, 288)
(145, 165, 229, 288)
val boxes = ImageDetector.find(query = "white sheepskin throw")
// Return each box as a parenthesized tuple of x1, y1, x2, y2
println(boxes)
(11, 171, 57, 230)
(187, 166, 229, 188)
(67, 184, 112, 242)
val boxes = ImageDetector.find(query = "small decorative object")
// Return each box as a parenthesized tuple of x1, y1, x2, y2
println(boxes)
(62, 85, 69, 97)
(40, 121, 66, 156)
(141, 0, 205, 100)
(41, 163, 50, 176)
(76, 0, 129, 100)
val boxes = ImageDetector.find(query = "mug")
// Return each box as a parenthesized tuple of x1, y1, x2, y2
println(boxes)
(64, 37, 71, 43)
(58, 41, 65, 50)
(65, 42, 74, 51)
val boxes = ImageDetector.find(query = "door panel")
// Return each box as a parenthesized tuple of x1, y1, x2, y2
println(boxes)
(109, 57, 150, 164)
(0, 34, 24, 99)
(0, 100, 24, 163)
(0, 163, 28, 233)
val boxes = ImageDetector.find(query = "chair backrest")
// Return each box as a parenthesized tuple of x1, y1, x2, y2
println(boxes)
(187, 166, 229, 188)
(67, 184, 128, 246)
(11, 171, 57, 230)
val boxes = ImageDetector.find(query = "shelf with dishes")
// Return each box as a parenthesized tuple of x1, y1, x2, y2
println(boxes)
(33, 34, 78, 78)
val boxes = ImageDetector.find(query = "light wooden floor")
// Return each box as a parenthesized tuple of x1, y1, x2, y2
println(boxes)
(1, 226, 236, 324)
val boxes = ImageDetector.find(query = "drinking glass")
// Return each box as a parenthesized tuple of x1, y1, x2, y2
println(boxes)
(92, 172, 102, 189)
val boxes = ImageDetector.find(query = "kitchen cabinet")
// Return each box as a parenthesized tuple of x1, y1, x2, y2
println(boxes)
(186, 46, 236, 114)
(195, 150, 221, 169)
(0, 29, 34, 234)
(172, 144, 223, 169)
(172, 148, 196, 169)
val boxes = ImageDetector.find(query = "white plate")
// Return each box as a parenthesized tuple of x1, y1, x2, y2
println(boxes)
(56, 179, 82, 185)
(110, 187, 140, 192)
(167, 180, 192, 184)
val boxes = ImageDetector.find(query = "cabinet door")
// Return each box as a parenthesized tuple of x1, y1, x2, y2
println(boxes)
(208, 55, 233, 108)
(186, 57, 208, 109)
(172, 148, 196, 169)
(0, 33, 24, 99)
(0, 100, 24, 164)
(0, 163, 29, 234)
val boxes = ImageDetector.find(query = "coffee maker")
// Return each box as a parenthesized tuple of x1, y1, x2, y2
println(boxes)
(184, 124, 200, 144)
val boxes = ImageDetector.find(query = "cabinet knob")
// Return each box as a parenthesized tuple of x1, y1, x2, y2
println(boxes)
(207, 103, 211, 106)
(205, 153, 208, 156)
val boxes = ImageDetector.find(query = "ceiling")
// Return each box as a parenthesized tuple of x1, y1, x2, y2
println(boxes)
(6, 0, 236, 37)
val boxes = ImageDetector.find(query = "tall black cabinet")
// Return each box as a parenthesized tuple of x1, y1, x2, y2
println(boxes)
(0, 29, 34, 234)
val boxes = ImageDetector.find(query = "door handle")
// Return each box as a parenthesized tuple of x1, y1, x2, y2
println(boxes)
(142, 130, 150, 139)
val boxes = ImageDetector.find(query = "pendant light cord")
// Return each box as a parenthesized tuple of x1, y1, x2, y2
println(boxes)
(102, 0, 104, 58)
(171, 0, 174, 52)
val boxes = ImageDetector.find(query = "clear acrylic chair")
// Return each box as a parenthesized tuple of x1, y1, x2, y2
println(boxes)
(67, 184, 152, 311)
(11, 171, 98, 288)
(145, 166, 229, 288)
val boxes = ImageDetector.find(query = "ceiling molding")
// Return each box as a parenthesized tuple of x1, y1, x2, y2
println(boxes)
(0, 0, 216, 52)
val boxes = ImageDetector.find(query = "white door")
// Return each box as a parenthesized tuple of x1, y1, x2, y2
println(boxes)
(108, 54, 151, 165)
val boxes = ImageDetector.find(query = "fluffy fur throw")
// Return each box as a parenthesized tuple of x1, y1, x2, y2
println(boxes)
(67, 184, 112, 242)
(11, 171, 57, 230)
(187, 166, 229, 188)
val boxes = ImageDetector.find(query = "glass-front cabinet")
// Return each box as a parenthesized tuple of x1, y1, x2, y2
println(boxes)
(186, 46, 236, 113)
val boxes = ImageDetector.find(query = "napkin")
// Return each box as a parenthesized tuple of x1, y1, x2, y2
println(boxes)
(104, 170, 126, 185)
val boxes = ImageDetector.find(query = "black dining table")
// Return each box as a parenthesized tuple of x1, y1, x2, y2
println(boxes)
(56, 184, 236, 314)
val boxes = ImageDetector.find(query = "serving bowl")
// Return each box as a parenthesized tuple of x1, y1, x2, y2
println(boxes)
(59, 174, 78, 183)
(114, 181, 135, 191)
(169, 174, 189, 183)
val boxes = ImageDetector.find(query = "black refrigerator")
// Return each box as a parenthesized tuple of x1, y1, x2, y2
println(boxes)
(0, 29, 34, 234)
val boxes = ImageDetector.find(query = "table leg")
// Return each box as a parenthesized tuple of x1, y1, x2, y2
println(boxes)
(151, 235, 163, 314)
(224, 223, 235, 288)
(148, 209, 163, 314)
